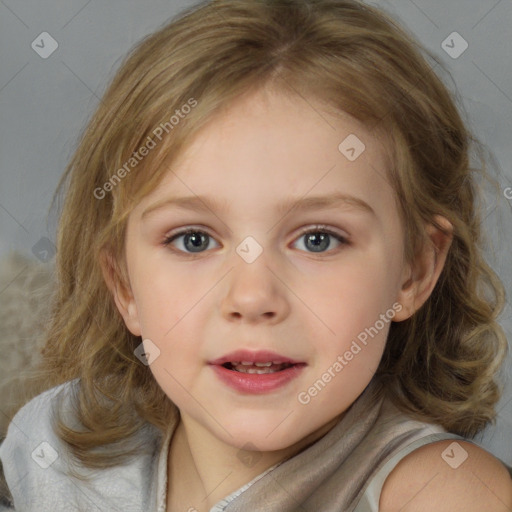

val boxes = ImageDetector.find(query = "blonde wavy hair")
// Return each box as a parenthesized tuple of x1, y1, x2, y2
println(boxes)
(9, 0, 509, 470)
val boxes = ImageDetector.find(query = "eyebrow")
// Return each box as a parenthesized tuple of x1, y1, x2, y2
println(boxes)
(141, 192, 375, 221)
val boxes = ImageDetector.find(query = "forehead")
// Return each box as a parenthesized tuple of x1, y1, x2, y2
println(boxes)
(133, 87, 396, 221)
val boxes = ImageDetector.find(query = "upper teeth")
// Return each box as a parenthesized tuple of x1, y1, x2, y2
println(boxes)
(235, 361, 274, 367)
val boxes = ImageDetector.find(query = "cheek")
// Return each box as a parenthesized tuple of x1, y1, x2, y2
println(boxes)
(132, 273, 208, 362)
(142, 320, 205, 406)
(306, 260, 395, 370)
(316, 258, 394, 326)
(131, 264, 196, 336)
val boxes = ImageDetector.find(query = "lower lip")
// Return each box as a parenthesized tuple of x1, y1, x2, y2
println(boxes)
(209, 364, 306, 394)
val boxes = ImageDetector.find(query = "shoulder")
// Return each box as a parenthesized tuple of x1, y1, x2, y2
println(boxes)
(0, 380, 80, 509)
(0, 379, 163, 510)
(379, 439, 512, 511)
(3, 379, 79, 438)
(0, 379, 79, 466)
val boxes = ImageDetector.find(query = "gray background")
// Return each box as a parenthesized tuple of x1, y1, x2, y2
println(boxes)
(0, 0, 511, 464)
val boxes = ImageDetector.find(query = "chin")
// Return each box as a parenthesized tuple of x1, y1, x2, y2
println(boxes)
(215, 419, 307, 452)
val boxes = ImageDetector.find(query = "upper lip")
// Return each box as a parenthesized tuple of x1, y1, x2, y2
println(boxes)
(208, 349, 305, 365)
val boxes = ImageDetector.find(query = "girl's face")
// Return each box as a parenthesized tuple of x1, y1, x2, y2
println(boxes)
(116, 87, 414, 452)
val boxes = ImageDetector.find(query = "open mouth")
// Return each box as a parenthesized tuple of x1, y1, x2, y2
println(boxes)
(222, 361, 297, 374)
(210, 355, 307, 393)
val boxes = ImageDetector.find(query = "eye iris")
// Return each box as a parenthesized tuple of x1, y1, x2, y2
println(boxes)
(305, 232, 330, 252)
(185, 232, 209, 252)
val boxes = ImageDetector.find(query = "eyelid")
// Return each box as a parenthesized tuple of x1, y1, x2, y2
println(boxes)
(296, 224, 349, 241)
(163, 225, 216, 244)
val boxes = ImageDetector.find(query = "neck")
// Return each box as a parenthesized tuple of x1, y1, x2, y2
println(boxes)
(166, 413, 343, 512)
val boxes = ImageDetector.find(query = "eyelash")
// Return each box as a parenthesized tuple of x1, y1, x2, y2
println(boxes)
(162, 225, 350, 256)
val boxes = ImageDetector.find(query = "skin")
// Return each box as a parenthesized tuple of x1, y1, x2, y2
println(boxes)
(102, 85, 454, 511)
(380, 439, 512, 511)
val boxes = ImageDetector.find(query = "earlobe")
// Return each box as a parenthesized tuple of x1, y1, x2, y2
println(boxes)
(394, 215, 453, 322)
(99, 249, 142, 336)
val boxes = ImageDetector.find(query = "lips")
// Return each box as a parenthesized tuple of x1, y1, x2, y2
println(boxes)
(208, 349, 305, 366)
(208, 350, 307, 393)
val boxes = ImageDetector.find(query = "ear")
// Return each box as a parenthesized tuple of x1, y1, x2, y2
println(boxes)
(99, 249, 142, 336)
(393, 215, 453, 322)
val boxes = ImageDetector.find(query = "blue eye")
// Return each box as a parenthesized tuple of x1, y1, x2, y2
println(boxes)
(292, 226, 348, 253)
(163, 225, 349, 255)
(163, 228, 219, 254)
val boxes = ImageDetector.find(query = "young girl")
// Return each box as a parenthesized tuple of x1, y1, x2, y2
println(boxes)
(1, 0, 511, 510)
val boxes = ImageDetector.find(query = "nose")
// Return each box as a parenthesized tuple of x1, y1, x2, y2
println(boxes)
(220, 258, 290, 325)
